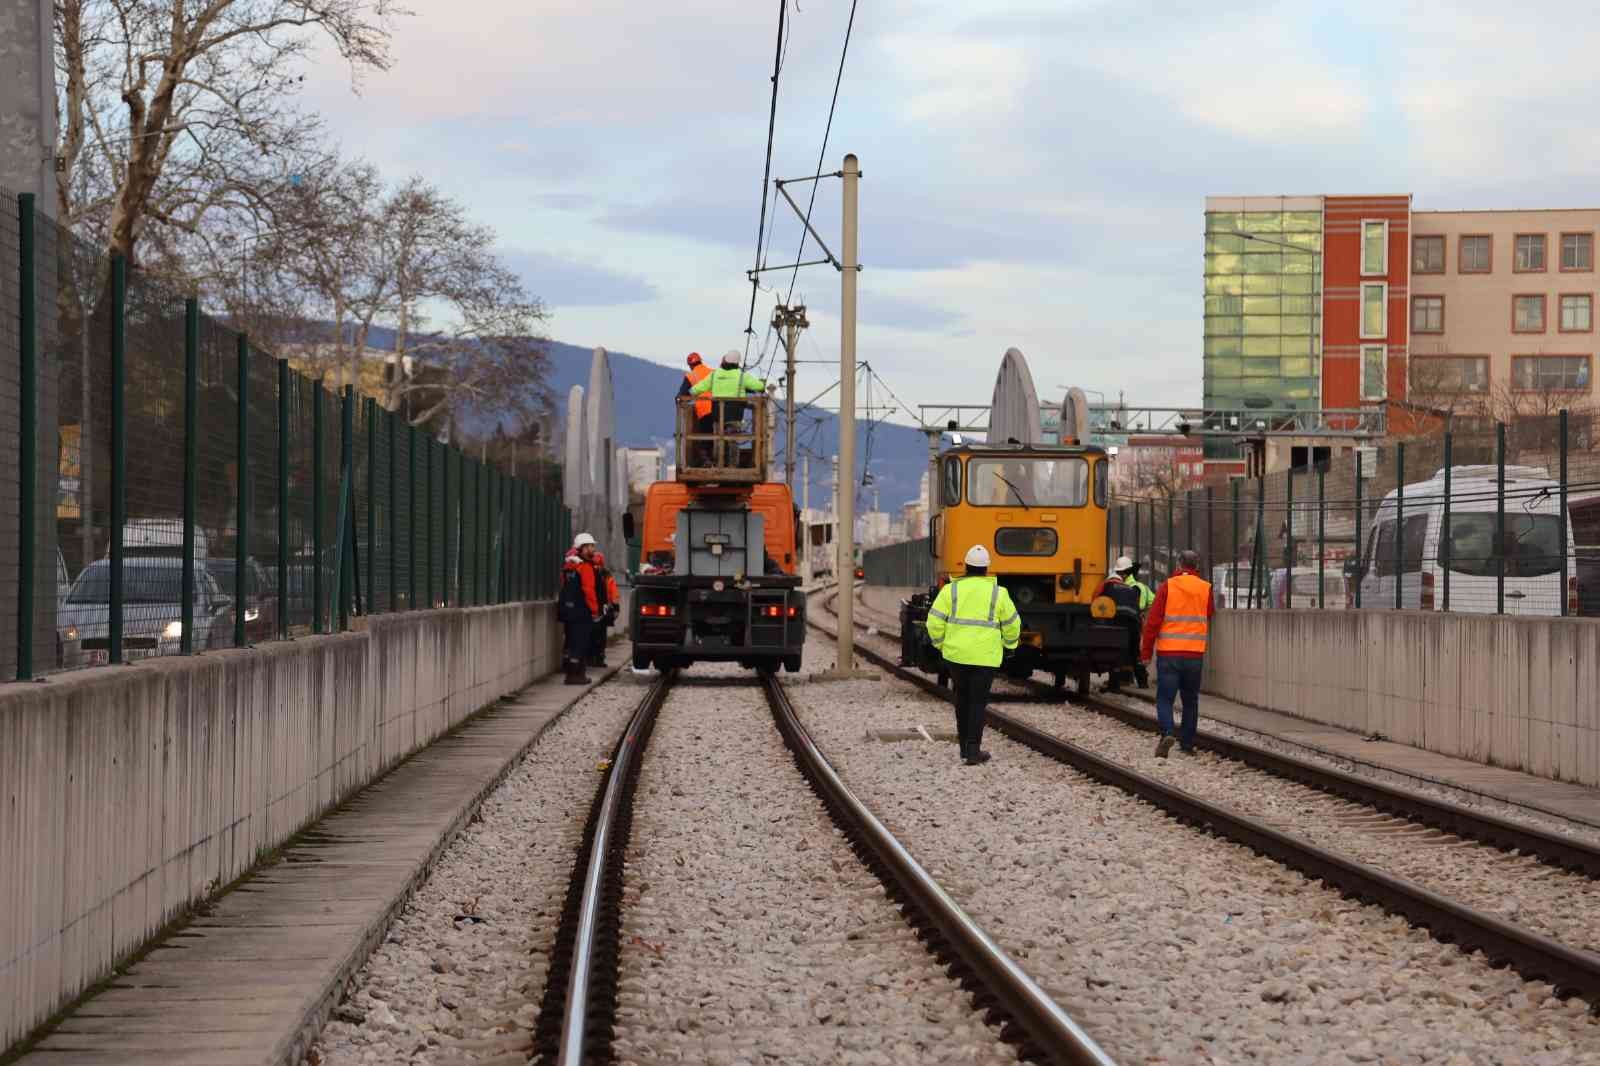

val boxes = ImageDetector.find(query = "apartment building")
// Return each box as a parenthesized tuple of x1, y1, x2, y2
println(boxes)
(1409, 210, 1596, 403)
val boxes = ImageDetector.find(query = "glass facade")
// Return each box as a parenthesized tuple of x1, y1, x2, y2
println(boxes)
(1203, 208, 1323, 414)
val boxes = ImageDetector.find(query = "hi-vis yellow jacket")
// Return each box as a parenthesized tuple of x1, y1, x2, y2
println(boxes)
(924, 575, 1021, 668)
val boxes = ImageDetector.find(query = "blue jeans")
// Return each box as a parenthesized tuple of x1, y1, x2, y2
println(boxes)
(1156, 655, 1203, 749)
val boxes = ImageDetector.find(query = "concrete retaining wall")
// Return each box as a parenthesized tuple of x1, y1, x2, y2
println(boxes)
(0, 602, 561, 1047)
(1207, 610, 1600, 787)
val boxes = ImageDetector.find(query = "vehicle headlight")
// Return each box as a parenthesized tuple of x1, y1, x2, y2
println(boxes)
(163, 620, 183, 639)
(243, 607, 260, 623)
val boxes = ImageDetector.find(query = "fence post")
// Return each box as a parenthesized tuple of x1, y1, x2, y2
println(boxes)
(1285, 465, 1295, 610)
(1559, 410, 1569, 617)
(1230, 478, 1240, 595)
(1166, 494, 1174, 578)
(425, 434, 434, 608)
(1252, 471, 1265, 608)
(1204, 487, 1214, 576)
(1317, 463, 1325, 609)
(1393, 443, 1405, 611)
(16, 195, 36, 678)
(443, 446, 453, 606)
(313, 385, 325, 633)
(180, 298, 198, 654)
(1496, 422, 1506, 614)
(1442, 432, 1452, 612)
(110, 255, 127, 664)
(277, 360, 289, 639)
(234, 336, 250, 647)
(366, 400, 376, 615)
(1353, 452, 1363, 610)
(407, 423, 416, 611)
(340, 385, 355, 629)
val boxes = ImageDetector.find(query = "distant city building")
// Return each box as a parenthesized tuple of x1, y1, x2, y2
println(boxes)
(1109, 435, 1206, 499)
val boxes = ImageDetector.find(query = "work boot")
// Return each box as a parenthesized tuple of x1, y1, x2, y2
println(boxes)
(964, 747, 992, 766)
(563, 660, 590, 686)
(1154, 735, 1174, 758)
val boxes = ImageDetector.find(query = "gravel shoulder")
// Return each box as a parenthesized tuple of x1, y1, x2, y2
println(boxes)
(612, 661, 1015, 1065)
(793, 626, 1600, 1065)
(307, 672, 651, 1066)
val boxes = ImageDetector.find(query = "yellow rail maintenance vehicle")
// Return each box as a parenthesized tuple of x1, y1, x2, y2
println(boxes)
(898, 352, 1131, 695)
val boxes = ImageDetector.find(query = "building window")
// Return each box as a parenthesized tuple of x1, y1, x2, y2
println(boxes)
(1560, 294, 1593, 332)
(1514, 233, 1547, 272)
(1513, 294, 1546, 332)
(1459, 235, 1492, 273)
(1412, 235, 1444, 273)
(1411, 295, 1444, 333)
(1361, 220, 1388, 275)
(1361, 345, 1386, 401)
(1413, 355, 1489, 394)
(1512, 355, 1591, 391)
(1360, 282, 1387, 338)
(1561, 233, 1593, 271)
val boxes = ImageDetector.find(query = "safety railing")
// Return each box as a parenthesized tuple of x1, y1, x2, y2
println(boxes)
(675, 395, 769, 484)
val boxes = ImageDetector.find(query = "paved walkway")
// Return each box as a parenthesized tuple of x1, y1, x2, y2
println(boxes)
(12, 651, 629, 1066)
(858, 584, 1600, 830)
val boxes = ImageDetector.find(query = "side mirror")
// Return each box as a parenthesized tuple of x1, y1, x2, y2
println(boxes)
(622, 512, 635, 541)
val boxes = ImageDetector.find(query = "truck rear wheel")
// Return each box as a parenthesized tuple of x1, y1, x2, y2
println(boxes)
(783, 654, 802, 673)
(632, 649, 651, 670)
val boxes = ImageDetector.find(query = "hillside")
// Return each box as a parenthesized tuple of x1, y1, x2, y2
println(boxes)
(350, 327, 931, 512)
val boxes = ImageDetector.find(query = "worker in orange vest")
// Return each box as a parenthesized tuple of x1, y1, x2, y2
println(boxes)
(677, 352, 714, 463)
(1140, 549, 1214, 758)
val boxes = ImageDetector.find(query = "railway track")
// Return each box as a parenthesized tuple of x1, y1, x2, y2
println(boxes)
(531, 664, 1116, 1066)
(815, 585, 1600, 1005)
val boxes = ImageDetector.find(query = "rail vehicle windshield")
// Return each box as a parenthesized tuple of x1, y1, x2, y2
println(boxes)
(966, 456, 1089, 508)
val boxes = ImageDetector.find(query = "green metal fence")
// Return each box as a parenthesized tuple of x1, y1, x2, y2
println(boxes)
(863, 536, 934, 589)
(2, 190, 569, 680)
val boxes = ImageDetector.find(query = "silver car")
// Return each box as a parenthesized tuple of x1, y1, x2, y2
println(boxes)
(61, 557, 234, 663)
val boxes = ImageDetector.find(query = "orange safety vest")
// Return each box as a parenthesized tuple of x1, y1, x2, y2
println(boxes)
(1155, 573, 1213, 656)
(685, 364, 712, 419)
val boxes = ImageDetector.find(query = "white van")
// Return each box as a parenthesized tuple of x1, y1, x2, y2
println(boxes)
(1269, 567, 1347, 609)
(1357, 465, 1579, 615)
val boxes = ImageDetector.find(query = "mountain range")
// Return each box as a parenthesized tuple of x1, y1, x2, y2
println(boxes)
(350, 325, 931, 513)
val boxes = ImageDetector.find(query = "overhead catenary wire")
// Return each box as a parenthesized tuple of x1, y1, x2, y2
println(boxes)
(784, 0, 860, 308)
(743, 0, 789, 364)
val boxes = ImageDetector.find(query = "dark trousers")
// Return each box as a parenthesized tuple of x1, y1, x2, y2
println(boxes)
(946, 662, 994, 750)
(1155, 655, 1204, 749)
(564, 619, 592, 666)
(588, 618, 610, 662)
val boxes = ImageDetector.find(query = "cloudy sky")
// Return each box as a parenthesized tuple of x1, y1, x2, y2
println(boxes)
(303, 0, 1600, 426)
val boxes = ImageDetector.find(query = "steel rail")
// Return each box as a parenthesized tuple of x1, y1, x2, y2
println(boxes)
(810, 586, 1600, 1003)
(842, 587, 1600, 878)
(758, 671, 1117, 1066)
(535, 671, 673, 1066)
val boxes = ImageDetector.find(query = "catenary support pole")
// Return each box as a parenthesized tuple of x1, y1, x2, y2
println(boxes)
(833, 153, 861, 673)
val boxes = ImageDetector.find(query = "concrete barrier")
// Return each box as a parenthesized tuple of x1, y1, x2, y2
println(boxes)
(0, 602, 561, 1048)
(1207, 610, 1600, 788)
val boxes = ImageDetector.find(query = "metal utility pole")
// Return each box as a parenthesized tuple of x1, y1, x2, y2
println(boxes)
(802, 453, 811, 582)
(772, 303, 809, 490)
(835, 154, 860, 672)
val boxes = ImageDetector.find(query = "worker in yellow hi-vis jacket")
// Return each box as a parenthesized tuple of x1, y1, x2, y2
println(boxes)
(924, 545, 1021, 766)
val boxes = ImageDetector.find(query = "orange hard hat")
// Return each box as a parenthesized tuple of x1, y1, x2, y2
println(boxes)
(686, 352, 702, 367)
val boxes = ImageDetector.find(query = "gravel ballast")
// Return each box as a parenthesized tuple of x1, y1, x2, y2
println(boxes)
(612, 660, 1016, 1065)
(795, 625, 1600, 1064)
(308, 673, 650, 1066)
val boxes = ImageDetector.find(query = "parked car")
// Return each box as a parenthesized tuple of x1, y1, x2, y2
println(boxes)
(61, 557, 234, 663)
(1210, 563, 1266, 608)
(1268, 566, 1348, 609)
(204, 557, 276, 645)
(1356, 465, 1578, 615)
(56, 549, 82, 668)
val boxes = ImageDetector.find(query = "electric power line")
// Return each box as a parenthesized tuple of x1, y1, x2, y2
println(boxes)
(743, 0, 789, 363)
(785, 0, 859, 306)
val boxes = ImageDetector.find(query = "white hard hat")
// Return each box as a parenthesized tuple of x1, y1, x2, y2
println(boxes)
(964, 544, 990, 568)
(721, 349, 741, 367)
(1114, 556, 1135, 573)
(573, 532, 597, 548)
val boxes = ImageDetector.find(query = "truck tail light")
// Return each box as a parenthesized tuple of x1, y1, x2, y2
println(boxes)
(640, 604, 675, 618)
(1420, 571, 1434, 612)
(760, 605, 799, 618)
